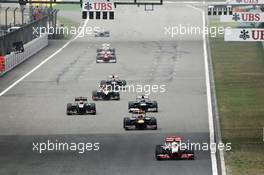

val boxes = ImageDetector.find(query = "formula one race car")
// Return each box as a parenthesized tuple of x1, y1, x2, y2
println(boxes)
(96, 43, 115, 54)
(100, 74, 127, 90)
(128, 95, 158, 113)
(123, 110, 157, 130)
(67, 97, 96, 115)
(94, 30, 110, 37)
(96, 43, 116, 63)
(92, 86, 120, 101)
(155, 136, 194, 160)
(96, 52, 116, 63)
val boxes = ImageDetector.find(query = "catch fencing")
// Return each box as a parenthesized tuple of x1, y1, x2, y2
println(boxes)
(0, 15, 48, 56)
(0, 33, 48, 77)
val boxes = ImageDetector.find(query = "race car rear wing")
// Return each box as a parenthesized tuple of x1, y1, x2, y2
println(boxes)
(165, 136, 182, 142)
(108, 75, 119, 79)
(131, 109, 146, 114)
(136, 95, 149, 100)
(75, 97, 88, 101)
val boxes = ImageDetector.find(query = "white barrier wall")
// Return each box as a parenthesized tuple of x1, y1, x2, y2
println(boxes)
(0, 34, 48, 76)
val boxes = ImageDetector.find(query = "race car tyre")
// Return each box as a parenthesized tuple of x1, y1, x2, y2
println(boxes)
(100, 80, 107, 86)
(90, 103, 96, 115)
(123, 117, 131, 130)
(92, 91, 98, 101)
(184, 150, 195, 160)
(153, 101, 158, 112)
(66, 103, 72, 115)
(155, 145, 164, 160)
(115, 93, 120, 100)
(150, 118, 157, 130)
(128, 102, 134, 110)
(120, 80, 127, 86)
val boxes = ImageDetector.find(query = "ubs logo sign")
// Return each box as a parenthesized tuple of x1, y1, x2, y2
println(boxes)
(84, 2, 92, 11)
(251, 30, 264, 40)
(239, 29, 250, 40)
(239, 29, 264, 40)
(84, 2, 114, 11)
(232, 13, 261, 22)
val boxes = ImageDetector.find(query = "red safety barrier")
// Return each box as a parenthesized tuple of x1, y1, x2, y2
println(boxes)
(0, 55, 5, 72)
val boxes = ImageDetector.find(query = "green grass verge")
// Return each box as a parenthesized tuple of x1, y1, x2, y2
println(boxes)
(57, 16, 80, 39)
(209, 17, 264, 175)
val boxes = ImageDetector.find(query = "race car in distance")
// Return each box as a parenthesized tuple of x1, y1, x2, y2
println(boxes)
(155, 136, 194, 160)
(92, 85, 120, 100)
(128, 95, 158, 113)
(96, 51, 116, 63)
(96, 43, 116, 63)
(97, 43, 115, 54)
(100, 74, 127, 91)
(123, 110, 157, 130)
(94, 30, 110, 37)
(67, 97, 96, 115)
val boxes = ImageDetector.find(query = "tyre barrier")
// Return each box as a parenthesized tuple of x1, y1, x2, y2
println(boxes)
(0, 34, 48, 77)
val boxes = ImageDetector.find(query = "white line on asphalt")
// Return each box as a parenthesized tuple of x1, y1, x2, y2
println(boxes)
(0, 19, 89, 97)
(186, 4, 222, 175)
(202, 7, 227, 175)
(202, 10, 219, 175)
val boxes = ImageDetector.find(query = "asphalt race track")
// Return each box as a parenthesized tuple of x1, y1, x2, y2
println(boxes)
(0, 4, 213, 175)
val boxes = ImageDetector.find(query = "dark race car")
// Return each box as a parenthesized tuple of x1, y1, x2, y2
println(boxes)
(128, 95, 158, 113)
(155, 136, 194, 160)
(92, 86, 120, 101)
(100, 74, 127, 91)
(67, 97, 96, 115)
(94, 30, 110, 37)
(123, 110, 157, 130)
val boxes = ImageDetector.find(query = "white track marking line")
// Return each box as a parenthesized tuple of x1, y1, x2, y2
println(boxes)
(202, 6, 227, 175)
(0, 19, 89, 97)
(186, 5, 221, 175)
(202, 10, 218, 175)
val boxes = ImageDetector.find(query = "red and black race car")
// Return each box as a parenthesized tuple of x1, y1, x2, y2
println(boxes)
(96, 43, 116, 63)
(96, 52, 116, 63)
(155, 136, 194, 160)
